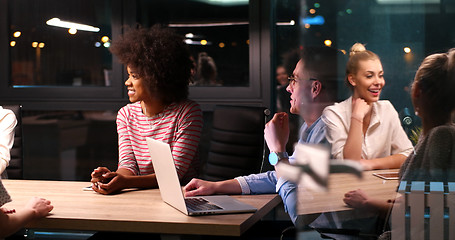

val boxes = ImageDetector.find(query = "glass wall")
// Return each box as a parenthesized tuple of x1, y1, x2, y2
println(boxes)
(9, 0, 113, 87)
(137, 0, 250, 87)
(0, 0, 262, 181)
(1, 0, 264, 110)
(0, 0, 125, 108)
(274, 0, 455, 238)
(275, 0, 455, 137)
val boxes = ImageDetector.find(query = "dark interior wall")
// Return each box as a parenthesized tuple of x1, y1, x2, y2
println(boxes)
(22, 110, 215, 181)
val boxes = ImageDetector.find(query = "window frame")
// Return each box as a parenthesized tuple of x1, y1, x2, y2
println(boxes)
(0, 0, 273, 111)
(0, 0, 127, 110)
(189, 0, 273, 110)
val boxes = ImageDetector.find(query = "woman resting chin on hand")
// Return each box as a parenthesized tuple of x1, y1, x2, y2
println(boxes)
(322, 43, 413, 170)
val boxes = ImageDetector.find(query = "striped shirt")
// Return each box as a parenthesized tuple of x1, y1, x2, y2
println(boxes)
(116, 100, 203, 184)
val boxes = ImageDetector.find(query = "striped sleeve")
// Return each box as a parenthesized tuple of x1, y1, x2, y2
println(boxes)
(117, 106, 140, 175)
(115, 100, 203, 183)
(170, 101, 203, 180)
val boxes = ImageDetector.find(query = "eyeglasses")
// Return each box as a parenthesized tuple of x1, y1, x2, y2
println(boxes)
(287, 75, 317, 85)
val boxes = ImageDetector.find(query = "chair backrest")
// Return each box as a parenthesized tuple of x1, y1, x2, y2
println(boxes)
(3, 105, 23, 179)
(390, 181, 455, 240)
(201, 105, 270, 181)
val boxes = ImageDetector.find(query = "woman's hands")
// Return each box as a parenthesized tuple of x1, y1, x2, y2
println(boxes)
(344, 98, 372, 160)
(359, 159, 374, 170)
(344, 188, 393, 216)
(91, 167, 127, 194)
(0, 197, 53, 238)
(351, 98, 370, 122)
(91, 167, 113, 184)
(343, 189, 370, 209)
(25, 197, 54, 218)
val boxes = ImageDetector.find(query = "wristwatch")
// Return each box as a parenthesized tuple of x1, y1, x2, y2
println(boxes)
(269, 152, 289, 166)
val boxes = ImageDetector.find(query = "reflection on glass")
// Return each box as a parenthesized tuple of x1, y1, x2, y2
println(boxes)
(9, 0, 112, 87)
(137, 0, 249, 87)
(22, 110, 118, 180)
(275, 1, 302, 153)
(193, 52, 221, 86)
(275, 0, 455, 238)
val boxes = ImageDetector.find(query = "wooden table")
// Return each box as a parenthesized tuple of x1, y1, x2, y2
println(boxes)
(2, 180, 282, 237)
(298, 169, 400, 220)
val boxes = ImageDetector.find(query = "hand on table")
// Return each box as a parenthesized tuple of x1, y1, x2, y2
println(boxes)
(91, 171, 128, 195)
(359, 159, 374, 170)
(91, 167, 113, 184)
(25, 197, 53, 218)
(264, 112, 289, 153)
(91, 167, 127, 194)
(343, 189, 370, 209)
(183, 178, 217, 197)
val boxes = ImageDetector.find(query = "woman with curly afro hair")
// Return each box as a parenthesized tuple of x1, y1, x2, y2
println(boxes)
(90, 25, 203, 194)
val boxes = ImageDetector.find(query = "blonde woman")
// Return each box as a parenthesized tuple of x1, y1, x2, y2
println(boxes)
(322, 43, 413, 170)
(344, 47, 455, 240)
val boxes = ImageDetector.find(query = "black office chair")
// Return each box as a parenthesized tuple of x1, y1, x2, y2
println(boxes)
(3, 105, 23, 179)
(200, 105, 270, 181)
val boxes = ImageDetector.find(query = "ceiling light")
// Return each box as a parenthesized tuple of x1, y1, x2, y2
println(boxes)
(46, 18, 100, 32)
(101, 36, 110, 43)
(68, 28, 77, 35)
(276, 20, 295, 26)
(377, 0, 439, 4)
(192, 0, 248, 6)
(169, 21, 248, 27)
(324, 40, 332, 47)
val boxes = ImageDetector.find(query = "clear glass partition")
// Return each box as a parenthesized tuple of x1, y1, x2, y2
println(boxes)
(8, 0, 113, 87)
(273, 0, 455, 238)
(276, 0, 455, 122)
(137, 0, 250, 87)
(2, 0, 259, 105)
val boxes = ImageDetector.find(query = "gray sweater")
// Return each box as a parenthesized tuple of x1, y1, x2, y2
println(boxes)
(399, 124, 455, 183)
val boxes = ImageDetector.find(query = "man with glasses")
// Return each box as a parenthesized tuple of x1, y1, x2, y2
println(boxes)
(184, 46, 341, 224)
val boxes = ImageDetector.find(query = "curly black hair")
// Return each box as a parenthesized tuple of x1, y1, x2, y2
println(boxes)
(110, 25, 192, 105)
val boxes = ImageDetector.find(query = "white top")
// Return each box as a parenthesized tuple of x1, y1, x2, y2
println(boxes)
(0, 106, 17, 175)
(322, 97, 413, 160)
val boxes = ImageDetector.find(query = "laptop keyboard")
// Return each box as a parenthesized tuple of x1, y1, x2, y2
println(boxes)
(185, 197, 223, 211)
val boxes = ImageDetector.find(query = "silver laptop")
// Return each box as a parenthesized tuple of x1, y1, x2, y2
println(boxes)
(146, 137, 257, 216)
